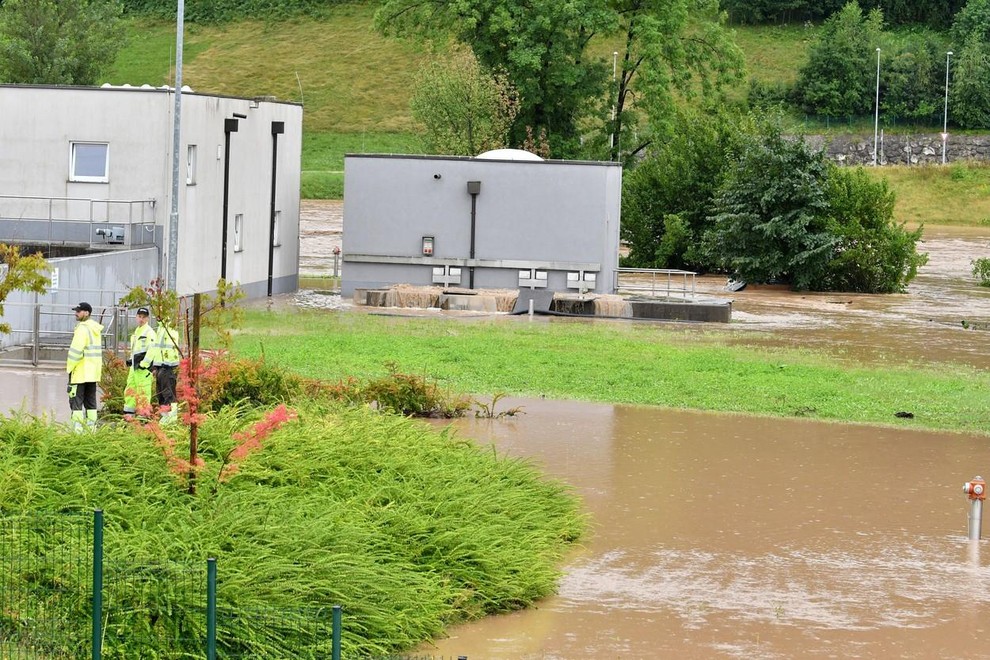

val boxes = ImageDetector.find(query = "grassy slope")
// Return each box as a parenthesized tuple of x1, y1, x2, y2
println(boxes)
(109, 9, 988, 226)
(230, 311, 990, 435)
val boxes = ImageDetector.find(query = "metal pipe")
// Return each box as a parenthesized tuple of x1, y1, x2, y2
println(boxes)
(332, 604, 342, 660)
(873, 47, 881, 166)
(963, 476, 985, 540)
(942, 51, 953, 165)
(467, 181, 481, 289)
(32, 303, 40, 366)
(220, 118, 239, 281)
(267, 121, 284, 297)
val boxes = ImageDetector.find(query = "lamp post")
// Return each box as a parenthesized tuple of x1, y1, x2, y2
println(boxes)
(610, 51, 618, 160)
(942, 51, 953, 165)
(167, 0, 185, 291)
(873, 47, 881, 167)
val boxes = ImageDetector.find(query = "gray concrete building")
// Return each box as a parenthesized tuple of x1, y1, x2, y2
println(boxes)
(0, 84, 302, 297)
(342, 152, 622, 297)
(0, 84, 302, 353)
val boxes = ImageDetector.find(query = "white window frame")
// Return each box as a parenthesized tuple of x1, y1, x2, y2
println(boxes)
(69, 142, 109, 183)
(272, 210, 281, 247)
(186, 144, 197, 185)
(233, 214, 244, 252)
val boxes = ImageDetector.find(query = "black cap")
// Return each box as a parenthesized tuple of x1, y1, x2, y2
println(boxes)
(72, 302, 92, 313)
(136, 307, 150, 316)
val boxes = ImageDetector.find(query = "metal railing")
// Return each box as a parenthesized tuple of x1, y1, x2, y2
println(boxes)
(0, 194, 158, 249)
(0, 299, 128, 365)
(613, 268, 697, 299)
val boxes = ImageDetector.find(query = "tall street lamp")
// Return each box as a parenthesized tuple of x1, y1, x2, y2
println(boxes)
(610, 51, 618, 160)
(873, 47, 881, 166)
(942, 51, 953, 165)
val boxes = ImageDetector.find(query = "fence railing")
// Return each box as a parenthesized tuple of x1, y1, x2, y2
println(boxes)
(613, 268, 697, 299)
(0, 301, 129, 365)
(0, 510, 342, 660)
(0, 194, 157, 249)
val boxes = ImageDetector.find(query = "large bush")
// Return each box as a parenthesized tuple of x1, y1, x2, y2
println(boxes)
(621, 108, 748, 270)
(819, 166, 927, 292)
(703, 124, 835, 289)
(120, 0, 343, 22)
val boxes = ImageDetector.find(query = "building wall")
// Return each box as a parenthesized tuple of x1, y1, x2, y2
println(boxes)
(0, 85, 302, 299)
(341, 155, 622, 296)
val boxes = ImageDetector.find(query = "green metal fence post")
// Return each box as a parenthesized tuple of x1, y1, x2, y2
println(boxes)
(91, 509, 104, 660)
(332, 604, 342, 660)
(207, 558, 217, 660)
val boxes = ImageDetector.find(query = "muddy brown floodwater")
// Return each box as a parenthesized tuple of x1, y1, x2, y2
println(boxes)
(424, 399, 990, 659)
(3, 210, 989, 657)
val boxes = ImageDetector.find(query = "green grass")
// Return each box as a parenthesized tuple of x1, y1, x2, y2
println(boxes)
(0, 405, 583, 656)
(733, 23, 818, 85)
(870, 163, 990, 226)
(229, 311, 990, 434)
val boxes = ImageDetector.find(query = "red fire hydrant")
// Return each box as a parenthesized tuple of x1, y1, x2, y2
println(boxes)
(964, 475, 985, 541)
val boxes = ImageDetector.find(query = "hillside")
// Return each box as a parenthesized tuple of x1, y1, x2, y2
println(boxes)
(105, 6, 990, 228)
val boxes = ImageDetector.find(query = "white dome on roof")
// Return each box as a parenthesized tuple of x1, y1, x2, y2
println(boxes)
(475, 148, 543, 161)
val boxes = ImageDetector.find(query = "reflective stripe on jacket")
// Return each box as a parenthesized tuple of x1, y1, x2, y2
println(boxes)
(67, 318, 104, 384)
(130, 324, 156, 369)
(147, 322, 181, 367)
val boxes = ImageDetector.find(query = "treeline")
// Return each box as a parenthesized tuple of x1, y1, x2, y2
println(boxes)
(724, 0, 967, 28)
(752, 0, 990, 129)
(121, 0, 348, 22)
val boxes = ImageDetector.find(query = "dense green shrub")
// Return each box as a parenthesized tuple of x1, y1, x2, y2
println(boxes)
(723, 0, 965, 28)
(819, 166, 927, 292)
(949, 32, 990, 129)
(973, 257, 990, 286)
(0, 406, 584, 656)
(704, 122, 835, 289)
(621, 108, 748, 270)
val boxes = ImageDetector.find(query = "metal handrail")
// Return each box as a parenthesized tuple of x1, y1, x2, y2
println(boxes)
(0, 194, 158, 249)
(0, 301, 127, 366)
(0, 194, 157, 224)
(614, 268, 697, 299)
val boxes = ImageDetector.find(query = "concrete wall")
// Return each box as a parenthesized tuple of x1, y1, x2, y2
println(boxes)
(1, 247, 158, 351)
(0, 85, 302, 298)
(342, 154, 622, 297)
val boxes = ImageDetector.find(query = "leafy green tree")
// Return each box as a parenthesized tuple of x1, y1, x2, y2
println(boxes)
(621, 108, 748, 269)
(376, 0, 614, 156)
(819, 166, 926, 292)
(607, 0, 743, 162)
(0, 244, 48, 334)
(949, 0, 990, 129)
(794, 2, 885, 118)
(704, 122, 835, 290)
(0, 0, 124, 85)
(377, 0, 741, 159)
(410, 50, 520, 156)
(880, 34, 944, 123)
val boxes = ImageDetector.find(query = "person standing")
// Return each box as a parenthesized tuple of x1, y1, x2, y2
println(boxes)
(145, 315, 181, 425)
(66, 302, 104, 432)
(122, 307, 156, 420)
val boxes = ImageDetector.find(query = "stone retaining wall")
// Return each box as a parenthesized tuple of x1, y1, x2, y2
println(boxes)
(808, 133, 990, 166)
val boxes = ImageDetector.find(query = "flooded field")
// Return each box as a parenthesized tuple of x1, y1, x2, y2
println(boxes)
(425, 399, 990, 658)
(2, 206, 989, 657)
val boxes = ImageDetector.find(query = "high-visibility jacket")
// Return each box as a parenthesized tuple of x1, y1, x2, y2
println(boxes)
(67, 318, 104, 384)
(146, 321, 181, 367)
(130, 323, 156, 369)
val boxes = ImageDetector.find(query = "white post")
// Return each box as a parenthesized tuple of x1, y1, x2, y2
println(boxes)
(942, 51, 953, 165)
(873, 47, 881, 167)
(167, 0, 185, 291)
(528, 298, 534, 319)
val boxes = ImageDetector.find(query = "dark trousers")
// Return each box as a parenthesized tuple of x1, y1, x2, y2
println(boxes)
(155, 366, 178, 406)
(69, 381, 98, 411)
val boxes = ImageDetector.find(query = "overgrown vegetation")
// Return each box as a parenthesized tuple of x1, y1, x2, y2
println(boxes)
(973, 257, 990, 285)
(0, 405, 583, 656)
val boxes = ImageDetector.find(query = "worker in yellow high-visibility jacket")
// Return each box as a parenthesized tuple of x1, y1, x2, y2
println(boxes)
(145, 316, 181, 425)
(123, 307, 156, 420)
(66, 302, 104, 432)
